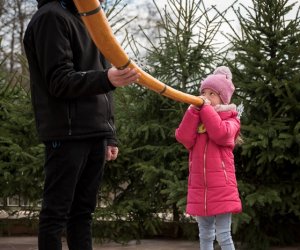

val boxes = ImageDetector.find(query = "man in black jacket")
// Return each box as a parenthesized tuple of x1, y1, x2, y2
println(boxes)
(23, 0, 139, 249)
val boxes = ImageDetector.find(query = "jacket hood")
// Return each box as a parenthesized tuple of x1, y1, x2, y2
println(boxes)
(214, 104, 239, 121)
(37, 0, 56, 9)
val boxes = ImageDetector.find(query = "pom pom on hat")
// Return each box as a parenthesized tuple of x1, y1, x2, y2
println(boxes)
(213, 66, 232, 80)
(200, 66, 235, 104)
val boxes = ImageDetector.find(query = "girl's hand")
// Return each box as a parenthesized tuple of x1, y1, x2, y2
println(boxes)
(199, 95, 211, 106)
(189, 96, 210, 111)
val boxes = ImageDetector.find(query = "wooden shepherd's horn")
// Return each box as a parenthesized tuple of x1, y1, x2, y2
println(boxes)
(73, 0, 203, 106)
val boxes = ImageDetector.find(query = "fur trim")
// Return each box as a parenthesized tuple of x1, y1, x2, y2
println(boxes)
(214, 104, 236, 112)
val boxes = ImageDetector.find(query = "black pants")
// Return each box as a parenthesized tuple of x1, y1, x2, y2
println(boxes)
(38, 138, 107, 250)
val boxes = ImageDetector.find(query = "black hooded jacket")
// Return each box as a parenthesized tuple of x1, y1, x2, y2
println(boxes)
(24, 0, 117, 144)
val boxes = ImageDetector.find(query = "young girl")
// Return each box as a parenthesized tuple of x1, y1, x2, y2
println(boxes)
(175, 66, 242, 250)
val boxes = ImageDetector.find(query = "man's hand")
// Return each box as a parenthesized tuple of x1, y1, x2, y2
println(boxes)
(108, 67, 140, 87)
(106, 146, 119, 161)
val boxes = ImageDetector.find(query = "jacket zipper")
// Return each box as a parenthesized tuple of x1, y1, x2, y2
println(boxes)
(104, 94, 115, 134)
(67, 102, 72, 135)
(203, 142, 208, 216)
(222, 161, 228, 183)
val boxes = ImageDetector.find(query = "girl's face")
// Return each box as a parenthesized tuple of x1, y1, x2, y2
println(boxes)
(201, 88, 223, 106)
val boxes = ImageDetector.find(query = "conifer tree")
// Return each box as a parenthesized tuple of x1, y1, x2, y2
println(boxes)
(226, 0, 300, 248)
(0, 60, 44, 210)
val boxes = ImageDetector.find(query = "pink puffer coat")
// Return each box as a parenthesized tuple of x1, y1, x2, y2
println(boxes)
(175, 104, 242, 216)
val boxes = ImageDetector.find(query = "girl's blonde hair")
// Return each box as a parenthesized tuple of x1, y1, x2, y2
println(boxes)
(235, 134, 244, 146)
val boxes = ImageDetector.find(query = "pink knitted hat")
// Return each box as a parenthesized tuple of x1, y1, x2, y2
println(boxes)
(200, 66, 235, 104)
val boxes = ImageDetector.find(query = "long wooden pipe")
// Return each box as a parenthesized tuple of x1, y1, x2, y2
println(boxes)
(73, 0, 203, 106)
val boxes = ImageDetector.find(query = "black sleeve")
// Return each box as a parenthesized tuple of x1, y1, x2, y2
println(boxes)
(32, 11, 115, 99)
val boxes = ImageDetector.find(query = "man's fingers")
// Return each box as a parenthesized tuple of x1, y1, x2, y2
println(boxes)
(106, 150, 112, 161)
(106, 146, 118, 161)
(117, 68, 139, 80)
(108, 67, 140, 87)
(116, 68, 132, 76)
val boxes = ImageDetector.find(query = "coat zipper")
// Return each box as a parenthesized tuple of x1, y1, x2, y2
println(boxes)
(67, 102, 72, 135)
(203, 142, 208, 216)
(222, 161, 228, 183)
(104, 94, 115, 134)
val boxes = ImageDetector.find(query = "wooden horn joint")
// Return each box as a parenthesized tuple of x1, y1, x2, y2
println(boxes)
(79, 5, 101, 17)
(159, 84, 167, 95)
(117, 59, 131, 70)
